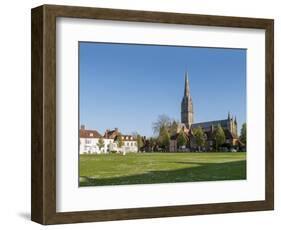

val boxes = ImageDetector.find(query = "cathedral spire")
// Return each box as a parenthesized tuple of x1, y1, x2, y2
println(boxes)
(184, 71, 190, 97)
(181, 71, 194, 128)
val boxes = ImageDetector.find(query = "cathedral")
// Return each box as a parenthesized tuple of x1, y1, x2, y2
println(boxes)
(170, 72, 240, 152)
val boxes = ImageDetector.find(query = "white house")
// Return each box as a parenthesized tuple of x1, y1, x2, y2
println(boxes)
(120, 135, 138, 153)
(107, 134, 138, 153)
(79, 126, 108, 154)
(80, 126, 138, 154)
(104, 128, 138, 153)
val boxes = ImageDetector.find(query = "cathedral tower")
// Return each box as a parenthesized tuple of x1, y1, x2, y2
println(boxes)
(181, 72, 194, 128)
(227, 112, 238, 136)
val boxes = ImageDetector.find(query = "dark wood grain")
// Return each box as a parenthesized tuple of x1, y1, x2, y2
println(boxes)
(265, 20, 274, 210)
(31, 5, 57, 224)
(31, 6, 44, 223)
(31, 4, 274, 225)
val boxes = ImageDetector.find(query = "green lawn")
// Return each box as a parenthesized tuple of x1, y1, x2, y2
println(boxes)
(79, 152, 246, 186)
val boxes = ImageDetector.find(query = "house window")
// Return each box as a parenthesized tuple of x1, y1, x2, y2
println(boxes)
(131, 142, 133, 146)
(127, 142, 129, 146)
(85, 139, 91, 144)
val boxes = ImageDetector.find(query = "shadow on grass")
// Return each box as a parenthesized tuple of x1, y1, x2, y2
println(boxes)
(80, 160, 246, 187)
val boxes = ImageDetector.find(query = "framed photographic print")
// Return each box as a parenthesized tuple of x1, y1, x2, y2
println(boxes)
(31, 4, 274, 225)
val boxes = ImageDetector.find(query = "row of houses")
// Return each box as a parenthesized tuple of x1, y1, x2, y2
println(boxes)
(80, 123, 244, 155)
(79, 125, 138, 154)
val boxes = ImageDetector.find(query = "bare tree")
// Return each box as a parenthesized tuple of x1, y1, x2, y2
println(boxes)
(152, 114, 172, 135)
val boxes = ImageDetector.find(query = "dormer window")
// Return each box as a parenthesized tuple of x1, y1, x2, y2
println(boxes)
(90, 133, 93, 137)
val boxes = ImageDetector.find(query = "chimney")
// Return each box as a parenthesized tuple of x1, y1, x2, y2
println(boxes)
(115, 128, 118, 132)
(105, 129, 109, 138)
(81, 124, 85, 130)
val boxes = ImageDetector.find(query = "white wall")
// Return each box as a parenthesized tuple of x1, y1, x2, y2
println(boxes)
(80, 138, 113, 154)
(0, 0, 279, 229)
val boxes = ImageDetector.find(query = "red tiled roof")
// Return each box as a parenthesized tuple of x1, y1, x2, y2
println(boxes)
(80, 129, 102, 138)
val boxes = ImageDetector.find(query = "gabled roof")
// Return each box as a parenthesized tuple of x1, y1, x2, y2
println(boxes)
(103, 129, 137, 141)
(104, 129, 120, 139)
(80, 129, 102, 139)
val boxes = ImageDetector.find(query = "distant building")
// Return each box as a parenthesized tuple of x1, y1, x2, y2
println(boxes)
(79, 125, 113, 154)
(104, 128, 138, 153)
(79, 126, 138, 154)
(169, 72, 242, 152)
(169, 131, 189, 152)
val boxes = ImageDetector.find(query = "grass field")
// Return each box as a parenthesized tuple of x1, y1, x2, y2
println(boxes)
(79, 152, 246, 186)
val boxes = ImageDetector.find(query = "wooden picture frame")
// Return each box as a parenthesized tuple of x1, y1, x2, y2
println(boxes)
(31, 4, 274, 225)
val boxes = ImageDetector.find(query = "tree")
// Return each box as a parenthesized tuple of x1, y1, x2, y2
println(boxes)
(97, 137, 105, 151)
(116, 134, 124, 148)
(149, 137, 157, 152)
(169, 120, 179, 136)
(152, 114, 172, 135)
(136, 135, 144, 152)
(158, 125, 170, 151)
(193, 126, 205, 151)
(213, 125, 226, 151)
(177, 130, 187, 148)
(132, 132, 144, 152)
(240, 123, 247, 144)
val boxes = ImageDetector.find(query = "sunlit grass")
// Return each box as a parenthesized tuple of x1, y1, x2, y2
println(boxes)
(79, 152, 246, 186)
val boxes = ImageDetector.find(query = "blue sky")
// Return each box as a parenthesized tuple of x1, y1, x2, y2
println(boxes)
(79, 42, 246, 137)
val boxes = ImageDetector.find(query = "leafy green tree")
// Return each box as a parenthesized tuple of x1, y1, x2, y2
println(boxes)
(213, 125, 226, 151)
(193, 126, 205, 151)
(177, 130, 187, 148)
(97, 137, 105, 151)
(116, 134, 124, 148)
(158, 126, 170, 151)
(240, 123, 247, 144)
